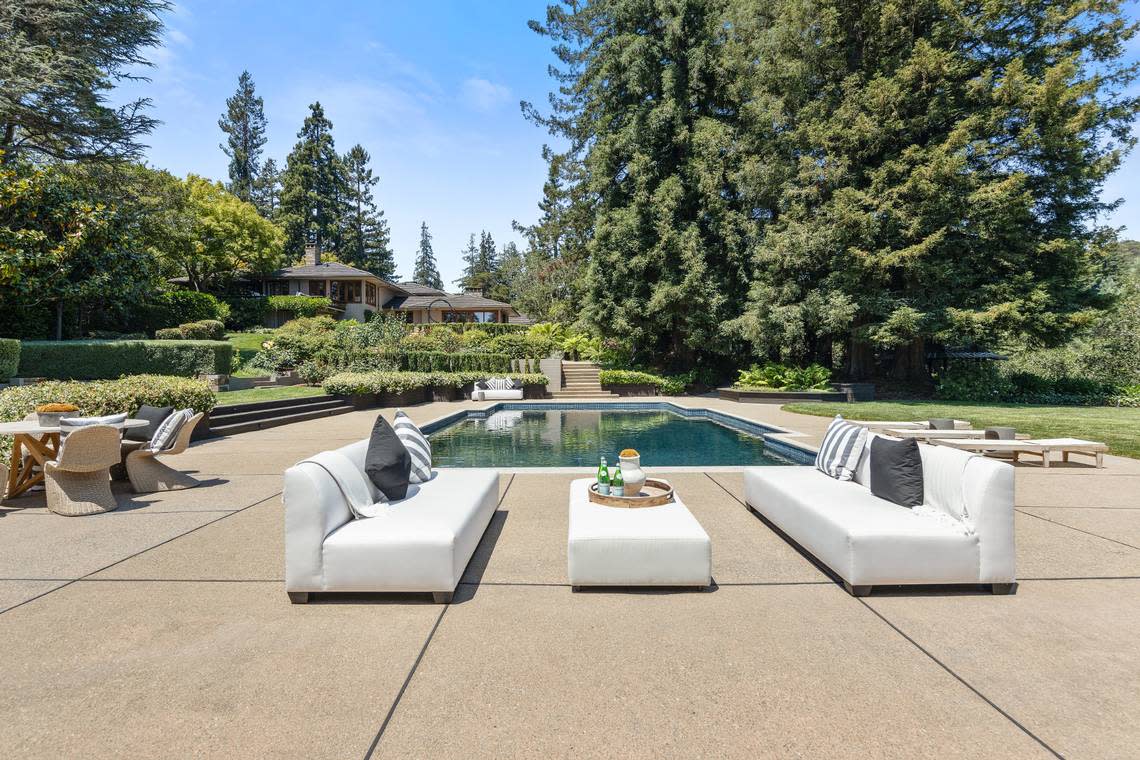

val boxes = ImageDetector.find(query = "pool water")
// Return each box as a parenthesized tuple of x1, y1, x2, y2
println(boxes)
(428, 407, 799, 467)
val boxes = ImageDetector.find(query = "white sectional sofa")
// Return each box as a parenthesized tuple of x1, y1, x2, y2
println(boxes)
(470, 381, 524, 402)
(283, 439, 499, 603)
(744, 439, 1015, 595)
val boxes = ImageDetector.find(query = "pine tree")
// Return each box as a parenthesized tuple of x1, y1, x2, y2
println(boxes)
(278, 102, 347, 260)
(457, 234, 480, 287)
(253, 158, 281, 218)
(218, 71, 268, 203)
(341, 144, 395, 279)
(412, 222, 443, 289)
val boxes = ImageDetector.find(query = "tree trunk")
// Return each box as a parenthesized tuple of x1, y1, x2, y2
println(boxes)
(846, 337, 875, 380)
(55, 302, 64, 341)
(889, 337, 928, 382)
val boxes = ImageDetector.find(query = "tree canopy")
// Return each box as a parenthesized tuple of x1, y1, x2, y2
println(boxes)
(412, 221, 443, 289)
(218, 71, 268, 204)
(341, 144, 395, 280)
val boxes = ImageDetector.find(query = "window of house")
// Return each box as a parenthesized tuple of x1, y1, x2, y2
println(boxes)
(330, 281, 361, 303)
(308, 280, 326, 297)
(265, 280, 289, 296)
(473, 311, 498, 323)
(366, 282, 377, 306)
(444, 311, 470, 323)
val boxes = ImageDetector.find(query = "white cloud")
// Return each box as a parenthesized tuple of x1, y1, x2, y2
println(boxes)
(461, 77, 511, 112)
(166, 27, 192, 48)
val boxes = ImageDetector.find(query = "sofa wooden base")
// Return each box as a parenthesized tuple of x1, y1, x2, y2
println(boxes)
(287, 591, 309, 604)
(432, 591, 453, 604)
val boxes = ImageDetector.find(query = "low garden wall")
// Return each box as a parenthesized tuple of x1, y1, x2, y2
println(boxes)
(718, 387, 850, 403)
(603, 383, 660, 397)
(18, 340, 233, 380)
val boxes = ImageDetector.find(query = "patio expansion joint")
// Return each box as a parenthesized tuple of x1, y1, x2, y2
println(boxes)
(857, 599, 1063, 758)
(0, 490, 283, 616)
(1015, 508, 1140, 552)
(362, 604, 448, 759)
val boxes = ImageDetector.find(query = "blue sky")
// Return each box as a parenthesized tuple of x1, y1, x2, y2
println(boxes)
(122, 1, 1139, 287)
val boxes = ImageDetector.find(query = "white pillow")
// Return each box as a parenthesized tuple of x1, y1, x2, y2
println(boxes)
(59, 413, 128, 437)
(393, 409, 432, 483)
(148, 408, 191, 451)
(814, 415, 868, 481)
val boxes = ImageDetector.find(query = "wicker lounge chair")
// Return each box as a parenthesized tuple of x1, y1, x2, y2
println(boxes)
(44, 425, 122, 516)
(126, 412, 204, 493)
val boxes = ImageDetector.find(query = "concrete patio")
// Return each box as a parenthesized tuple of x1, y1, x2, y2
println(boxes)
(1, 398, 1138, 759)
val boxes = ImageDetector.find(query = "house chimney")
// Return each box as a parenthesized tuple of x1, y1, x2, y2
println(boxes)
(303, 240, 321, 266)
(464, 286, 483, 297)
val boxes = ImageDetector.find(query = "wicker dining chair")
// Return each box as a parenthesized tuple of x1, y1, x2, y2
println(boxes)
(126, 412, 204, 493)
(44, 425, 122, 516)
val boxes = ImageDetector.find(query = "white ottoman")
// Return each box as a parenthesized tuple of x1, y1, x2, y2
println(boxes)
(567, 478, 711, 589)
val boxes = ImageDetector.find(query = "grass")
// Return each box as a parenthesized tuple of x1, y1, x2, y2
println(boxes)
(783, 401, 1140, 460)
(214, 384, 327, 407)
(226, 332, 275, 378)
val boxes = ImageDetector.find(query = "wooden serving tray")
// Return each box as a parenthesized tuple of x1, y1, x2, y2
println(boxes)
(588, 478, 674, 508)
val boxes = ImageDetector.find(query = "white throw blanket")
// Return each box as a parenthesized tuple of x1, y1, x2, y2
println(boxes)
(298, 451, 385, 519)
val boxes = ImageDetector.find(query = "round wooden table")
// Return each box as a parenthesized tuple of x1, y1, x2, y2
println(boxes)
(1, 419, 149, 499)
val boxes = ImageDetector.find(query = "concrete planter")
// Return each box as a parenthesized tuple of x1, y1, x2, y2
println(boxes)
(522, 383, 548, 399)
(348, 393, 378, 410)
(378, 388, 429, 407)
(718, 387, 848, 404)
(431, 386, 459, 402)
(603, 384, 660, 397)
(834, 382, 875, 402)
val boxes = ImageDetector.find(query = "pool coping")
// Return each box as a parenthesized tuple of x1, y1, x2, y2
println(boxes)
(419, 399, 818, 468)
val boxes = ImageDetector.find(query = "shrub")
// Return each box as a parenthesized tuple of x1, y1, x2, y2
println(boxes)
(222, 297, 270, 330)
(734, 362, 832, 391)
(401, 351, 512, 373)
(267, 295, 332, 317)
(934, 361, 1126, 405)
(0, 375, 215, 459)
(488, 332, 556, 358)
(0, 339, 19, 381)
(143, 289, 230, 333)
(599, 369, 685, 395)
(18, 340, 232, 379)
(155, 320, 226, 341)
(323, 370, 548, 396)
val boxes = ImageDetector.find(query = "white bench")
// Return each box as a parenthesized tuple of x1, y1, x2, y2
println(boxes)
(283, 439, 499, 603)
(743, 439, 1015, 596)
(567, 479, 711, 589)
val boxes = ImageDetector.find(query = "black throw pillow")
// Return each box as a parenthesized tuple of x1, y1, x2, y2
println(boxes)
(365, 414, 412, 500)
(869, 436, 924, 508)
(125, 404, 174, 442)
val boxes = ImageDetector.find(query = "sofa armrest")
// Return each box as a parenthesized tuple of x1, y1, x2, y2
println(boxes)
(962, 456, 1016, 583)
(283, 463, 354, 591)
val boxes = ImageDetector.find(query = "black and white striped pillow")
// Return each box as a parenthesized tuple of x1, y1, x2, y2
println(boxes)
(486, 377, 514, 391)
(815, 415, 868, 481)
(393, 410, 432, 483)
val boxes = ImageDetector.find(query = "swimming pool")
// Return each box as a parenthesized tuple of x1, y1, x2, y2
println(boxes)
(424, 402, 812, 468)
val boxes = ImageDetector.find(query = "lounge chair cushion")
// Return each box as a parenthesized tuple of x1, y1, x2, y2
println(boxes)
(59, 413, 128, 438)
(393, 410, 432, 484)
(869, 436, 923, 508)
(125, 405, 173, 442)
(365, 414, 411, 500)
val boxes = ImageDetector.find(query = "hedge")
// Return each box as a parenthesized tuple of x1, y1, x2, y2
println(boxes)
(599, 369, 685, 395)
(267, 295, 332, 317)
(18, 340, 233, 380)
(324, 370, 548, 396)
(408, 323, 529, 336)
(401, 351, 512, 373)
(0, 339, 19, 382)
(155, 319, 226, 341)
(0, 375, 215, 460)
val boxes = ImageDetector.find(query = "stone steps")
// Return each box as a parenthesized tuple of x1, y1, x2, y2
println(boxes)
(204, 395, 355, 438)
(555, 360, 614, 397)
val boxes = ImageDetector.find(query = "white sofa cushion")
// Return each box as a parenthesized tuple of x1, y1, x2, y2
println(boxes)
(815, 416, 867, 481)
(745, 466, 979, 585)
(321, 468, 499, 591)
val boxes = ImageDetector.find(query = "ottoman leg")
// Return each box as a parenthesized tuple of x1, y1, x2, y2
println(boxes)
(571, 586, 582, 593)
(843, 582, 872, 597)
(432, 591, 453, 604)
(287, 592, 309, 604)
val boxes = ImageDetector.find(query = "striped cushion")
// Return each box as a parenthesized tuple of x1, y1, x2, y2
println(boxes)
(486, 377, 514, 391)
(814, 415, 868, 481)
(58, 413, 128, 438)
(393, 410, 432, 483)
(148, 408, 191, 452)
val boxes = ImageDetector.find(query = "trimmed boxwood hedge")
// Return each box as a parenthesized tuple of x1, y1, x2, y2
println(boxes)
(0, 339, 19, 382)
(18, 340, 233, 380)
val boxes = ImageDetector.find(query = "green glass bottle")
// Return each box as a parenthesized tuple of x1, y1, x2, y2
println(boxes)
(597, 457, 610, 495)
(611, 463, 624, 497)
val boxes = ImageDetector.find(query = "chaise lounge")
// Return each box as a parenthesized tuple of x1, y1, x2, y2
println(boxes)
(283, 439, 499, 603)
(743, 437, 1016, 595)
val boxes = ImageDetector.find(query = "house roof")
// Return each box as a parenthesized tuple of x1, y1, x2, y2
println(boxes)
(267, 262, 407, 292)
(384, 292, 515, 311)
(397, 282, 448, 296)
(508, 311, 536, 325)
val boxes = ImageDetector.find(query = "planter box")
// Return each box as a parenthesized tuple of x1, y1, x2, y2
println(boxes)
(523, 383, 548, 400)
(430, 386, 458, 402)
(348, 393, 378, 410)
(718, 387, 849, 404)
(378, 388, 429, 407)
(603, 383, 660, 397)
(834, 382, 875, 402)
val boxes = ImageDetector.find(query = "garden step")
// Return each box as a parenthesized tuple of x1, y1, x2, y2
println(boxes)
(210, 394, 345, 415)
(208, 396, 350, 427)
(206, 400, 355, 437)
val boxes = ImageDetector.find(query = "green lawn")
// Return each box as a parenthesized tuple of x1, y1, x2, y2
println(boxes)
(226, 332, 274, 378)
(214, 384, 327, 407)
(783, 401, 1140, 460)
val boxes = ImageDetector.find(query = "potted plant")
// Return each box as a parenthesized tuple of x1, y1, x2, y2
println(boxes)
(35, 403, 79, 427)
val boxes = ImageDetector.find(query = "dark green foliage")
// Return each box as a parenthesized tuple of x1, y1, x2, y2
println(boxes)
(323, 371, 549, 396)
(735, 363, 833, 392)
(253, 158, 282, 219)
(599, 369, 684, 395)
(279, 102, 347, 259)
(412, 222, 443, 289)
(18, 340, 233, 379)
(401, 351, 512, 373)
(933, 362, 1120, 406)
(486, 332, 556, 359)
(0, 0, 166, 164)
(0, 338, 20, 381)
(341, 144, 395, 279)
(141, 290, 231, 333)
(218, 71, 268, 203)
(221, 297, 270, 330)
